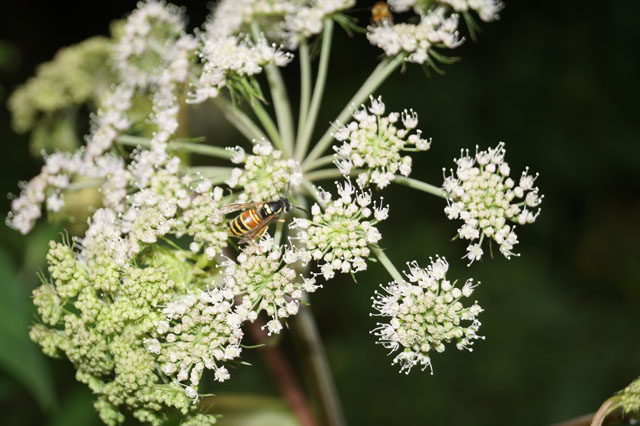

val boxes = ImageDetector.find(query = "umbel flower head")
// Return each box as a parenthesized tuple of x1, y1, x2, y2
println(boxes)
(155, 286, 249, 390)
(389, 0, 504, 23)
(221, 236, 320, 335)
(367, 7, 463, 65)
(30, 241, 218, 425)
(188, 31, 293, 104)
(333, 96, 431, 189)
(226, 140, 303, 202)
(291, 180, 389, 280)
(114, 0, 190, 87)
(443, 142, 543, 264)
(371, 256, 483, 374)
(209, 0, 355, 49)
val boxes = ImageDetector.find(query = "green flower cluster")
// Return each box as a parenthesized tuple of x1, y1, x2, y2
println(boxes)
(30, 241, 218, 425)
(621, 377, 640, 418)
(8, 37, 116, 155)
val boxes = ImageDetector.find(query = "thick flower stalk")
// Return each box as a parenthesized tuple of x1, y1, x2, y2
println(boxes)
(443, 142, 543, 264)
(371, 256, 483, 374)
(333, 96, 431, 189)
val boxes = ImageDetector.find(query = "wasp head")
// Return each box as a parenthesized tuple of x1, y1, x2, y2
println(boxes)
(280, 197, 291, 213)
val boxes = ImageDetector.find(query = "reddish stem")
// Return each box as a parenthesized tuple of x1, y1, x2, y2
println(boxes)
(246, 318, 318, 426)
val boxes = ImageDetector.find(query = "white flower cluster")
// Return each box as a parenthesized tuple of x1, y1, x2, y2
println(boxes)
(227, 140, 302, 202)
(189, 30, 293, 103)
(208, 0, 292, 39)
(292, 181, 388, 280)
(209, 0, 354, 49)
(441, 0, 503, 21)
(30, 240, 213, 425)
(333, 96, 431, 189)
(284, 0, 355, 48)
(7, 1, 195, 236)
(222, 238, 319, 335)
(389, 0, 503, 22)
(113, 0, 190, 87)
(80, 159, 229, 267)
(85, 84, 135, 160)
(443, 142, 543, 264)
(367, 8, 462, 64)
(155, 287, 250, 396)
(7, 151, 127, 235)
(371, 256, 483, 374)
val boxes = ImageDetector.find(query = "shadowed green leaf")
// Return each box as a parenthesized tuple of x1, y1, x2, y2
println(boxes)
(48, 387, 99, 426)
(0, 246, 55, 411)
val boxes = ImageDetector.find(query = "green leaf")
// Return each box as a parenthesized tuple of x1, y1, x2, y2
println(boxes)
(0, 246, 56, 411)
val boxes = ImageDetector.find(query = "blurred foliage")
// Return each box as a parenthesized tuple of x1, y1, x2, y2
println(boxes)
(202, 394, 299, 426)
(0, 1, 639, 425)
(47, 184, 102, 235)
(8, 36, 116, 156)
(0, 245, 55, 411)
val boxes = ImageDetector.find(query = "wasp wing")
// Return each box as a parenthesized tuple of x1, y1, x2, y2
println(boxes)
(222, 201, 264, 214)
(238, 213, 278, 244)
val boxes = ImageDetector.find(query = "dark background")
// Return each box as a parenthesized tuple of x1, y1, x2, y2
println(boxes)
(0, 1, 639, 425)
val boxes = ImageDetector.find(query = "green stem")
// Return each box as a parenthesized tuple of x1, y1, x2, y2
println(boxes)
(393, 176, 447, 199)
(265, 62, 295, 156)
(371, 246, 405, 284)
(293, 301, 346, 426)
(295, 40, 312, 156)
(250, 99, 284, 151)
(116, 135, 234, 160)
(274, 220, 285, 247)
(115, 134, 150, 146)
(213, 97, 267, 142)
(186, 166, 233, 184)
(296, 20, 334, 162)
(303, 155, 335, 172)
(249, 23, 291, 154)
(303, 54, 405, 167)
(304, 169, 343, 182)
(305, 168, 366, 182)
(67, 178, 103, 191)
(302, 181, 324, 207)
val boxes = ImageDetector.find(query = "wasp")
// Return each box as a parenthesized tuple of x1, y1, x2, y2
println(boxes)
(222, 185, 303, 244)
(371, 1, 393, 25)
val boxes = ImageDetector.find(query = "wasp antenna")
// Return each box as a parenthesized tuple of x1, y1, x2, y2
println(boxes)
(285, 181, 291, 198)
(292, 204, 308, 213)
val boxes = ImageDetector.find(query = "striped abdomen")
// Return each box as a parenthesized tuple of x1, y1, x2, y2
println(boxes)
(229, 208, 263, 238)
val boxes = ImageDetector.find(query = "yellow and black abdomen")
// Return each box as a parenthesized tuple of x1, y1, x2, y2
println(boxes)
(229, 208, 263, 238)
